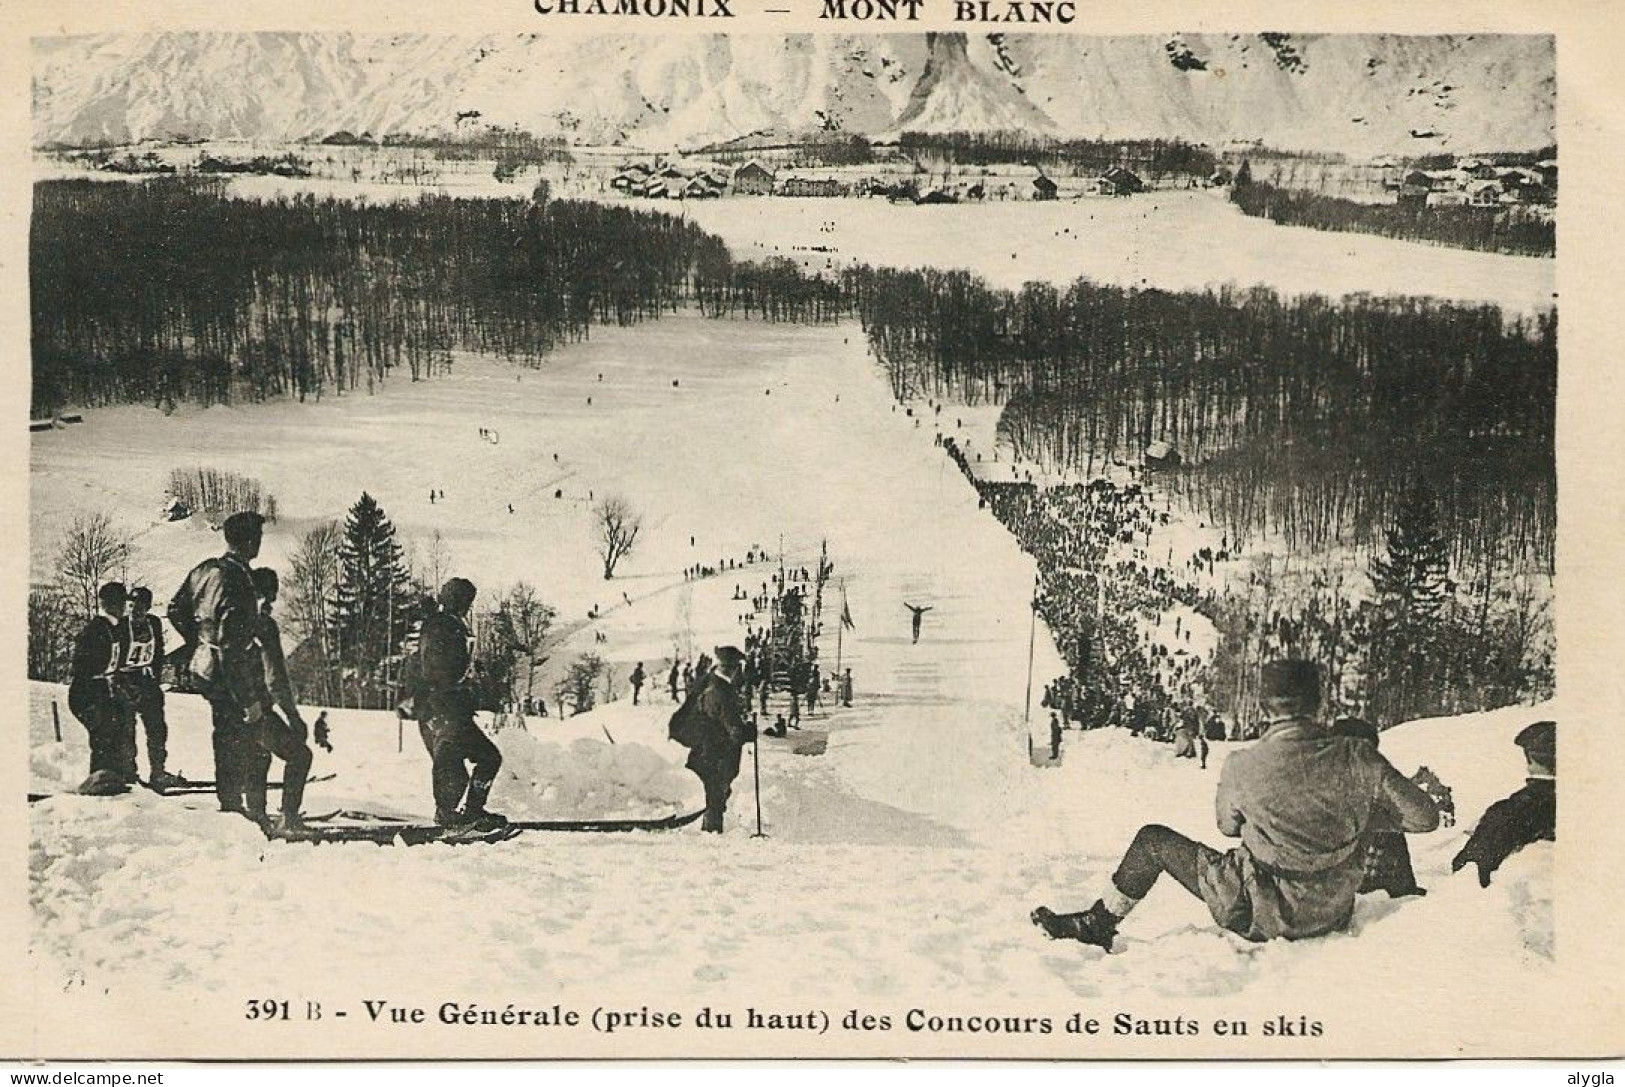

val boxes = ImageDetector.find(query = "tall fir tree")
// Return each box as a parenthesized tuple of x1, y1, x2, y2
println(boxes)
(1363, 480, 1454, 724)
(329, 492, 413, 708)
(1370, 481, 1453, 620)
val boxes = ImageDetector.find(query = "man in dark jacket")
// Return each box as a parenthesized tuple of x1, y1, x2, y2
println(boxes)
(243, 567, 315, 831)
(1452, 720, 1555, 887)
(1033, 660, 1439, 951)
(168, 512, 274, 815)
(69, 582, 134, 795)
(116, 586, 182, 790)
(685, 646, 756, 833)
(417, 577, 505, 829)
(1332, 717, 1425, 898)
(629, 662, 646, 706)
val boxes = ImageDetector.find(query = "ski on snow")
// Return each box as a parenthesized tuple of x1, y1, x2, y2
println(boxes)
(280, 808, 706, 845)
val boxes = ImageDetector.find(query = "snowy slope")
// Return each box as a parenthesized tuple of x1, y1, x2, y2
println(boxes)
(27, 312, 1554, 1025)
(32, 32, 1554, 155)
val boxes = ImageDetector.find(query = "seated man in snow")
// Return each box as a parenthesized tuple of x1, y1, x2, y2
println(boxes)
(1451, 720, 1555, 888)
(1032, 660, 1439, 951)
(1331, 717, 1425, 899)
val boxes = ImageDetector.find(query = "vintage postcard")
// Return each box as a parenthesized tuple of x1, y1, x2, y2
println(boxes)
(2, 0, 1621, 1063)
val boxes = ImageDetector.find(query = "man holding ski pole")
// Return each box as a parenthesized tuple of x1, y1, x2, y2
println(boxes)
(681, 646, 756, 834)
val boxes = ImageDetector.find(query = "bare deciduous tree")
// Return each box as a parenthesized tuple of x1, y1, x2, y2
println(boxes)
(287, 520, 343, 705)
(594, 495, 643, 580)
(492, 582, 556, 711)
(55, 513, 133, 619)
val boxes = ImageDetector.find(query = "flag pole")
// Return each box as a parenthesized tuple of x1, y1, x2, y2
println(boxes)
(835, 579, 845, 677)
(1024, 573, 1038, 730)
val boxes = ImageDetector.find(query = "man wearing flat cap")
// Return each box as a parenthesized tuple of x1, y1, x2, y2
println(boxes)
(1451, 720, 1555, 887)
(1034, 658, 1439, 951)
(685, 646, 756, 833)
(169, 510, 277, 818)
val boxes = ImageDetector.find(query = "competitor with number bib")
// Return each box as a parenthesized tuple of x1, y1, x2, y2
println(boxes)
(117, 586, 184, 791)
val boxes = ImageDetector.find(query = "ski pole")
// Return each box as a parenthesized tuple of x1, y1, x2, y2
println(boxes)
(750, 739, 766, 839)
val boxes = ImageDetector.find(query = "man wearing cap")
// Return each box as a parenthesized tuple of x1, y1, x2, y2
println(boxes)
(685, 646, 756, 833)
(68, 581, 135, 795)
(1451, 721, 1555, 887)
(116, 586, 183, 791)
(169, 511, 275, 817)
(416, 577, 505, 829)
(1331, 716, 1426, 899)
(1033, 659, 1439, 951)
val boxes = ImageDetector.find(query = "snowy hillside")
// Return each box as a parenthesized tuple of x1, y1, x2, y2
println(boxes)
(27, 311, 1554, 1029)
(32, 31, 1554, 155)
(26, 681, 1555, 1025)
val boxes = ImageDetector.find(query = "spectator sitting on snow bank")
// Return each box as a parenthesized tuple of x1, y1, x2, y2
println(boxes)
(1332, 717, 1425, 899)
(1451, 721, 1555, 888)
(1031, 659, 1439, 952)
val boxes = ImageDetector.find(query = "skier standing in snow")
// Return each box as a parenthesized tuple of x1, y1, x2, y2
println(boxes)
(904, 602, 933, 645)
(668, 661, 680, 703)
(629, 662, 646, 706)
(116, 586, 180, 790)
(1049, 712, 1063, 763)
(416, 577, 506, 830)
(1032, 660, 1439, 951)
(840, 668, 853, 707)
(168, 512, 277, 817)
(684, 646, 756, 834)
(242, 567, 316, 831)
(68, 582, 134, 795)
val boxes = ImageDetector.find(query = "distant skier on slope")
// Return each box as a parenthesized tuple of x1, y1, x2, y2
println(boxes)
(1032, 660, 1439, 952)
(416, 577, 506, 831)
(629, 662, 646, 706)
(904, 602, 934, 644)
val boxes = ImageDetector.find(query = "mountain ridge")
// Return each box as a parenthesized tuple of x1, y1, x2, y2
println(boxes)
(32, 32, 1555, 156)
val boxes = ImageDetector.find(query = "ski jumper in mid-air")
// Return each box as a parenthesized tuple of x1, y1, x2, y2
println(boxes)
(904, 603, 933, 645)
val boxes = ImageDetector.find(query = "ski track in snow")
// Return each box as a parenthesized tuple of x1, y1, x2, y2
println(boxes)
(29, 315, 1552, 1019)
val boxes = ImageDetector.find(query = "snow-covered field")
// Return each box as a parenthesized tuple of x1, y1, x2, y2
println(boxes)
(680, 190, 1556, 316)
(27, 313, 1557, 1055)
(36, 165, 1556, 317)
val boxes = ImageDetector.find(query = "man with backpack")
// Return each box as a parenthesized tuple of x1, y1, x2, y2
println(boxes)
(670, 647, 756, 833)
(168, 511, 275, 817)
(416, 577, 506, 830)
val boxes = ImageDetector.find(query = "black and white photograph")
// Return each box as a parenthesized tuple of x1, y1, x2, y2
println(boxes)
(6, 5, 1620, 1063)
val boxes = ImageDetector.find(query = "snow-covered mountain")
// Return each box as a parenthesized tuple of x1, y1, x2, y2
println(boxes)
(32, 31, 1553, 155)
